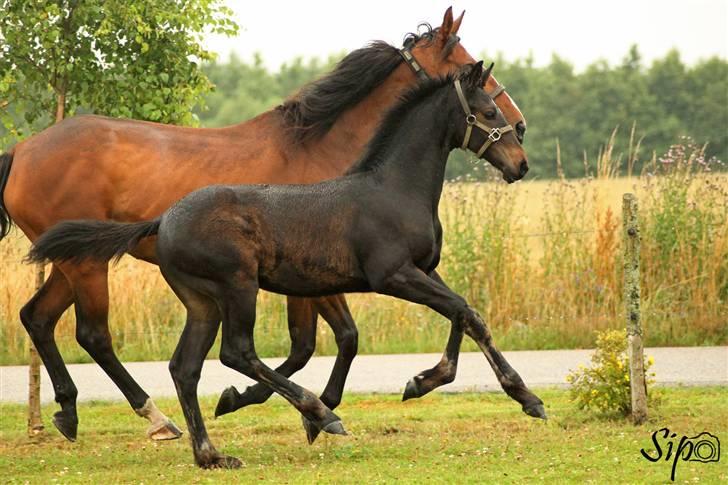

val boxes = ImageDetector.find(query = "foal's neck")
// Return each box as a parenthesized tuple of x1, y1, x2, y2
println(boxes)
(371, 90, 456, 210)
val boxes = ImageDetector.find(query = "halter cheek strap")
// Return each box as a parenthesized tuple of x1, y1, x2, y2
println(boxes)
(399, 47, 429, 81)
(454, 79, 513, 157)
(400, 45, 509, 101)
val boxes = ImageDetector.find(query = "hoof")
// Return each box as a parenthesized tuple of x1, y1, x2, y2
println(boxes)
(198, 454, 243, 470)
(402, 378, 421, 401)
(52, 410, 78, 442)
(215, 386, 241, 418)
(302, 416, 321, 445)
(322, 420, 348, 436)
(148, 419, 183, 441)
(523, 402, 548, 420)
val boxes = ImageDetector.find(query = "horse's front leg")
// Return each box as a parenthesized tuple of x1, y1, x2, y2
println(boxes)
(374, 263, 546, 419)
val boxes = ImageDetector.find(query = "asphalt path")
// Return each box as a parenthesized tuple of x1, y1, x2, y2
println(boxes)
(1, 347, 726, 404)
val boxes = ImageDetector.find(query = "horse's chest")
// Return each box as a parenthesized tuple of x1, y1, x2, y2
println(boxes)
(409, 222, 442, 273)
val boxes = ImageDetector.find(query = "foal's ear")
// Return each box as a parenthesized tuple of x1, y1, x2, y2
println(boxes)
(438, 6, 454, 44)
(481, 62, 495, 86)
(462, 60, 484, 87)
(451, 10, 465, 35)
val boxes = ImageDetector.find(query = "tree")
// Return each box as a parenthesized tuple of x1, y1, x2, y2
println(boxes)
(0, 0, 237, 436)
(0, 0, 238, 145)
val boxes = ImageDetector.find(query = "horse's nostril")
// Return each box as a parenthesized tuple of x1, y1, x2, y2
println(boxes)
(519, 160, 529, 177)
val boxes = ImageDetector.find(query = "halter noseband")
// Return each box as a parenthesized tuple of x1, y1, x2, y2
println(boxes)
(454, 79, 514, 157)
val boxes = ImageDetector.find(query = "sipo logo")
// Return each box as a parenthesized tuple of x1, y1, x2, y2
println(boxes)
(641, 428, 720, 481)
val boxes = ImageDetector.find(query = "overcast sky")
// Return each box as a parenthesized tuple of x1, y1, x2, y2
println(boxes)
(204, 0, 727, 71)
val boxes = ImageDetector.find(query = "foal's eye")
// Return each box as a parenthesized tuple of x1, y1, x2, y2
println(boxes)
(484, 110, 497, 120)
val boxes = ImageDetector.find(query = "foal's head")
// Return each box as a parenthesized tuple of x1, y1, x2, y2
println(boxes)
(453, 62, 528, 183)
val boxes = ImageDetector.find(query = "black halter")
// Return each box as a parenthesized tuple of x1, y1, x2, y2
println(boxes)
(399, 45, 510, 100)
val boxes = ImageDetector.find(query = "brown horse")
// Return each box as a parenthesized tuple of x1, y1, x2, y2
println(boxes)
(29, 63, 542, 468)
(0, 8, 527, 443)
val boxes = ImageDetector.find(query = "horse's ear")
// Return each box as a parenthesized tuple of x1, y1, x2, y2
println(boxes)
(438, 6, 454, 44)
(451, 10, 465, 35)
(481, 62, 494, 86)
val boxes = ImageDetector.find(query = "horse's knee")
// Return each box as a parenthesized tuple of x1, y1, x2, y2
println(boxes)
(289, 337, 316, 367)
(75, 325, 112, 353)
(335, 326, 358, 361)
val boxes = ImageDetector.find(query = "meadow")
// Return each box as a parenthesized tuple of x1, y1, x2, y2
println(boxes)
(0, 138, 725, 365)
(0, 387, 726, 483)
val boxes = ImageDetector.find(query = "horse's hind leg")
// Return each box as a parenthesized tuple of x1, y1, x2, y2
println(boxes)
(63, 262, 182, 440)
(19, 265, 77, 440)
(300, 294, 359, 444)
(215, 296, 318, 417)
(218, 282, 347, 438)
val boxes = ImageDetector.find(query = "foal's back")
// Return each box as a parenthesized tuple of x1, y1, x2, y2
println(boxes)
(157, 180, 376, 297)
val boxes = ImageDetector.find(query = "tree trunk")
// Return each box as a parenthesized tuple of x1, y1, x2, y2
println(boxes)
(27, 90, 66, 436)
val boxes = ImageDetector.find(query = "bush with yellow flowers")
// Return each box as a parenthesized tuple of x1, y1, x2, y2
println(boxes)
(566, 329, 656, 417)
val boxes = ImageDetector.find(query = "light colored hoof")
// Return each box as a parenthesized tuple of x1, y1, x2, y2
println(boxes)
(147, 419, 183, 441)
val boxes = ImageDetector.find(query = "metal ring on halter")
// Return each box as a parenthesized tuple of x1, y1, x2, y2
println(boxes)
(488, 128, 502, 142)
(466, 114, 477, 125)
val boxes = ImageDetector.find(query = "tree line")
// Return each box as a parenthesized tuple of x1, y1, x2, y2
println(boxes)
(197, 46, 727, 179)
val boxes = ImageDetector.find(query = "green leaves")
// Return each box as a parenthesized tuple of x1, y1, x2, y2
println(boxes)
(0, 0, 239, 146)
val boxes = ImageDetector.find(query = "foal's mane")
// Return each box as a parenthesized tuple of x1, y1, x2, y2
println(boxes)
(277, 24, 459, 145)
(345, 73, 457, 175)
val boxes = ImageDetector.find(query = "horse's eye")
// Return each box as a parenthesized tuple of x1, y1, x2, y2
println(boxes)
(515, 121, 527, 142)
(484, 110, 497, 120)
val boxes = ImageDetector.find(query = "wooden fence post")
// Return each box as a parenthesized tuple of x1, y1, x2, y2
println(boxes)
(28, 264, 45, 436)
(623, 193, 647, 424)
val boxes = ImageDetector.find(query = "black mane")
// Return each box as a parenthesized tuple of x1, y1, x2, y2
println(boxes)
(345, 73, 457, 174)
(277, 25, 443, 144)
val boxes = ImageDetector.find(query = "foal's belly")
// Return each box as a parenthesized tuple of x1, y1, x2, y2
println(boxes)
(259, 259, 370, 297)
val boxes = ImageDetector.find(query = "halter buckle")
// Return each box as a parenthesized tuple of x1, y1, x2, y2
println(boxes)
(488, 128, 502, 142)
(466, 114, 477, 125)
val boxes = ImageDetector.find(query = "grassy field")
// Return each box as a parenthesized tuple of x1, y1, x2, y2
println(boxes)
(0, 387, 726, 483)
(0, 139, 726, 364)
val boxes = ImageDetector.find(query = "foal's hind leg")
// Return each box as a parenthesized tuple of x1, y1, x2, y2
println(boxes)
(166, 285, 236, 469)
(218, 282, 347, 438)
(215, 296, 317, 417)
(19, 265, 77, 440)
(301, 294, 359, 444)
(63, 262, 181, 440)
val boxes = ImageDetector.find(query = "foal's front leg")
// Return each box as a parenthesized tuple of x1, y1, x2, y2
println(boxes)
(375, 264, 546, 419)
(402, 270, 463, 401)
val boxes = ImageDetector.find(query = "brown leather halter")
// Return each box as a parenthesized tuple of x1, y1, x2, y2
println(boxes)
(399, 45, 513, 157)
(398, 44, 510, 100)
(453, 79, 513, 157)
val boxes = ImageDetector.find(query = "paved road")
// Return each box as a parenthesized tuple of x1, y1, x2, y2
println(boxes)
(1, 347, 726, 404)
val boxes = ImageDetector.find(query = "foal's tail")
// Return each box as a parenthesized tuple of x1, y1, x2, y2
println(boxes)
(0, 151, 14, 241)
(27, 219, 161, 265)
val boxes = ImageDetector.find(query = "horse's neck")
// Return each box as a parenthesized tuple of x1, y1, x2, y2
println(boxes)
(294, 64, 417, 174)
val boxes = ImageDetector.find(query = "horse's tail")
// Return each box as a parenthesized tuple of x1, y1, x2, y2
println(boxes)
(27, 219, 161, 265)
(0, 151, 14, 241)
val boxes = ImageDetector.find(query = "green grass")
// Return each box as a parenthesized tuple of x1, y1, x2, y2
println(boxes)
(1, 387, 726, 483)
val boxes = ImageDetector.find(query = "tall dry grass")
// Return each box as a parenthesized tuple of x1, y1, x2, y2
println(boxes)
(0, 136, 725, 365)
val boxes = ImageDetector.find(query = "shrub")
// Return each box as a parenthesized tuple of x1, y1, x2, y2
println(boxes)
(566, 329, 656, 417)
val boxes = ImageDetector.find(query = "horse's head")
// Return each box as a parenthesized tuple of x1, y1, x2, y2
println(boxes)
(404, 7, 527, 144)
(453, 62, 527, 183)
